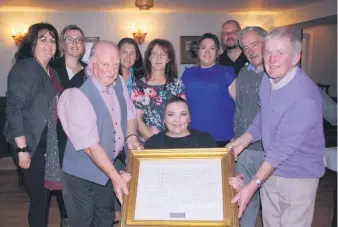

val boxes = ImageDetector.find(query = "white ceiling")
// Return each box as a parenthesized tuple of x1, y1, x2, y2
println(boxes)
(0, 0, 322, 12)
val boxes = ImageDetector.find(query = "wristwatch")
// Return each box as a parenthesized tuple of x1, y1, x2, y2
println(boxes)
(252, 176, 264, 187)
(16, 147, 29, 153)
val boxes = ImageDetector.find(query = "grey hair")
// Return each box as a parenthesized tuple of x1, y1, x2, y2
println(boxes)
(238, 26, 267, 48)
(89, 40, 118, 58)
(265, 26, 302, 53)
(60, 24, 85, 41)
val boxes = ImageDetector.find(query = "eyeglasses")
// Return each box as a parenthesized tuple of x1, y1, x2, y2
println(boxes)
(64, 36, 84, 44)
(221, 31, 238, 37)
(151, 52, 168, 59)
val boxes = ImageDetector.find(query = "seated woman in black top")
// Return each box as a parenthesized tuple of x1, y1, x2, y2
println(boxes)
(144, 96, 216, 149)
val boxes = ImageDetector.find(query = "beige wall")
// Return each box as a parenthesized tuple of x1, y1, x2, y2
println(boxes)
(273, 0, 337, 97)
(303, 24, 337, 97)
(0, 11, 274, 96)
(273, 0, 337, 27)
(0, 0, 336, 96)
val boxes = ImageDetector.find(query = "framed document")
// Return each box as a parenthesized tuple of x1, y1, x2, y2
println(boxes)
(121, 148, 238, 227)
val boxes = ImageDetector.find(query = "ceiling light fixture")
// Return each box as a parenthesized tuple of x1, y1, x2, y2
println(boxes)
(135, 0, 154, 10)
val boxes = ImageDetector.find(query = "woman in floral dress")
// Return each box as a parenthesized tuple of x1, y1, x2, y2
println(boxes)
(131, 39, 185, 142)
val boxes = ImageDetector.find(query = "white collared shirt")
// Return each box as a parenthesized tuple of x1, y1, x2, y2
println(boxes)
(269, 66, 298, 90)
(66, 65, 84, 80)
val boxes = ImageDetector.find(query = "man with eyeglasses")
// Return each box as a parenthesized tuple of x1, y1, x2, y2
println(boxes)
(219, 20, 248, 75)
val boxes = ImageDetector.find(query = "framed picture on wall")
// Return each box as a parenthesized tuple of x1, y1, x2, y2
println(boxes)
(81, 37, 100, 63)
(179, 36, 200, 64)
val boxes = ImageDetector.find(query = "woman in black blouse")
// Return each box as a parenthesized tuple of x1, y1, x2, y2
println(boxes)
(5, 22, 63, 227)
(50, 24, 87, 227)
(144, 96, 216, 149)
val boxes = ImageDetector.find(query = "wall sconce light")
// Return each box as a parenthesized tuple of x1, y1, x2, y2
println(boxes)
(135, 0, 154, 10)
(132, 25, 148, 45)
(11, 28, 27, 46)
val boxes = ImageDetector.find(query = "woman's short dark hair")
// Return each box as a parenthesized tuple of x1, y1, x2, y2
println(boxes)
(163, 96, 189, 124)
(165, 96, 189, 112)
(14, 22, 61, 63)
(197, 33, 221, 54)
(143, 39, 178, 83)
(117, 38, 144, 81)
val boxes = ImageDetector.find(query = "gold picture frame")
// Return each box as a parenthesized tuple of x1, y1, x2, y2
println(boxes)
(121, 148, 238, 227)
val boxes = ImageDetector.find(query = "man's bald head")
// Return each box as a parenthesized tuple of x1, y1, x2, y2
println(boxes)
(88, 40, 120, 87)
(89, 40, 118, 59)
(222, 20, 241, 31)
(221, 20, 241, 49)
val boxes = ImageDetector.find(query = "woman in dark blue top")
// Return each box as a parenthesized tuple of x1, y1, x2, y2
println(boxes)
(182, 33, 236, 147)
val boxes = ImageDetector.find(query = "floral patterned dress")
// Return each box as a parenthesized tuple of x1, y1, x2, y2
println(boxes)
(131, 78, 185, 142)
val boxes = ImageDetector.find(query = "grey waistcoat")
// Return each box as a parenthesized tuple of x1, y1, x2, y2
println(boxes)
(62, 75, 128, 185)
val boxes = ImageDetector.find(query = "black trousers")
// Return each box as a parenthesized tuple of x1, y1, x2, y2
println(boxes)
(62, 172, 115, 227)
(20, 132, 51, 227)
(113, 151, 126, 213)
(52, 190, 68, 218)
(55, 119, 68, 219)
(332, 181, 337, 227)
(63, 152, 126, 227)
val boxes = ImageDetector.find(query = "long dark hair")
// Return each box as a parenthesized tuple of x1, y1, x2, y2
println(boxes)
(143, 39, 178, 84)
(117, 38, 144, 81)
(14, 22, 61, 63)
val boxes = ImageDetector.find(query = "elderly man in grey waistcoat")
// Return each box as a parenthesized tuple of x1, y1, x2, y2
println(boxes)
(58, 40, 141, 227)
